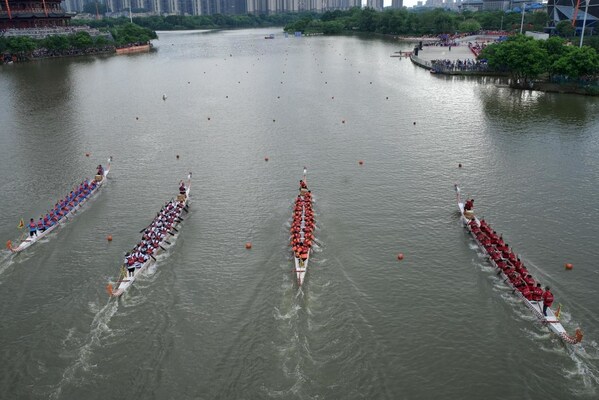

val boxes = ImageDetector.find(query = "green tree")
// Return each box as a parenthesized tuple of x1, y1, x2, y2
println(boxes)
(322, 20, 344, 34)
(7, 36, 38, 53)
(480, 35, 549, 87)
(555, 20, 575, 37)
(69, 31, 94, 49)
(552, 46, 599, 78)
(42, 35, 71, 51)
(458, 19, 481, 33)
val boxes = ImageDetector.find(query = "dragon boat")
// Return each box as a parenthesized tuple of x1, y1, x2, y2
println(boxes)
(455, 184, 582, 345)
(290, 168, 315, 286)
(107, 173, 191, 297)
(6, 157, 112, 253)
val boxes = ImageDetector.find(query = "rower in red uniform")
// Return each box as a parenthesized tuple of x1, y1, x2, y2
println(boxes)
(179, 181, 186, 195)
(97, 164, 104, 176)
(464, 199, 474, 211)
(300, 180, 307, 189)
(542, 286, 554, 316)
(532, 283, 543, 302)
(521, 285, 532, 300)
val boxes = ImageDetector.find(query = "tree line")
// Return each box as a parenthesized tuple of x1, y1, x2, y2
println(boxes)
(480, 35, 599, 87)
(283, 7, 549, 36)
(0, 23, 156, 61)
(71, 13, 303, 31)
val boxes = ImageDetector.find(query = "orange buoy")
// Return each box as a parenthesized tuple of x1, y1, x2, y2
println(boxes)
(358, 160, 364, 165)
(397, 253, 404, 260)
(245, 242, 252, 249)
(565, 263, 573, 270)
(85, 152, 90, 157)
(264, 157, 269, 161)
(107, 235, 113, 242)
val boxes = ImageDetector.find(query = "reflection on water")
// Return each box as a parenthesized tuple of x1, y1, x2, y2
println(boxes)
(0, 29, 598, 400)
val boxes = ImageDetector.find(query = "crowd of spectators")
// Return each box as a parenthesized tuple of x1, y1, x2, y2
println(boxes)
(430, 58, 489, 73)
(1, 26, 110, 40)
(30, 46, 115, 59)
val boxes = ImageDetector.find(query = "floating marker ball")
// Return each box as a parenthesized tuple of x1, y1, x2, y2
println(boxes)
(85, 153, 90, 157)
(176, 155, 180, 159)
(245, 242, 252, 249)
(565, 263, 573, 270)
(386, 97, 389, 100)
(208, 117, 211, 120)
(397, 253, 404, 260)
(358, 160, 364, 165)
(107, 235, 113, 242)
(413, 122, 416, 125)
(265, 157, 269, 162)
(342, 120, 345, 124)
(458, 163, 462, 168)
(136, 117, 139, 120)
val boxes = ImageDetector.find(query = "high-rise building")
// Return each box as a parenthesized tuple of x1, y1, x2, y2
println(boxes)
(391, 0, 403, 8)
(60, 0, 361, 16)
(367, 0, 384, 10)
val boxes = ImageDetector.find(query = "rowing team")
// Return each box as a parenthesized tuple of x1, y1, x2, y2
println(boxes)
(290, 187, 314, 261)
(469, 217, 554, 315)
(122, 199, 185, 276)
(27, 178, 99, 237)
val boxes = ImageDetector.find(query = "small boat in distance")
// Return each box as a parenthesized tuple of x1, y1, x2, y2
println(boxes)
(455, 184, 583, 345)
(265, 34, 275, 39)
(290, 168, 315, 286)
(6, 157, 112, 253)
(115, 42, 152, 54)
(106, 173, 192, 297)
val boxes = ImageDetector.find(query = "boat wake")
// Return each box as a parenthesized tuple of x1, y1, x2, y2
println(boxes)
(50, 299, 119, 400)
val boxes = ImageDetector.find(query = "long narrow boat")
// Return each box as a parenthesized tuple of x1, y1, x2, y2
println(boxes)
(106, 173, 191, 297)
(290, 168, 315, 286)
(6, 157, 112, 253)
(455, 184, 583, 345)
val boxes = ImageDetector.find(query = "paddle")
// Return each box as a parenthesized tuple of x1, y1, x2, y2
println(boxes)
(171, 227, 179, 232)
(164, 240, 171, 245)
(150, 255, 157, 261)
(160, 245, 167, 251)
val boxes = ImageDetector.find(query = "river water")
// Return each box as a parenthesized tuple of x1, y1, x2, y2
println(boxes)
(1, 29, 599, 400)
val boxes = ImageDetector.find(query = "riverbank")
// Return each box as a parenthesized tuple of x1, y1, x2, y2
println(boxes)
(408, 39, 599, 96)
